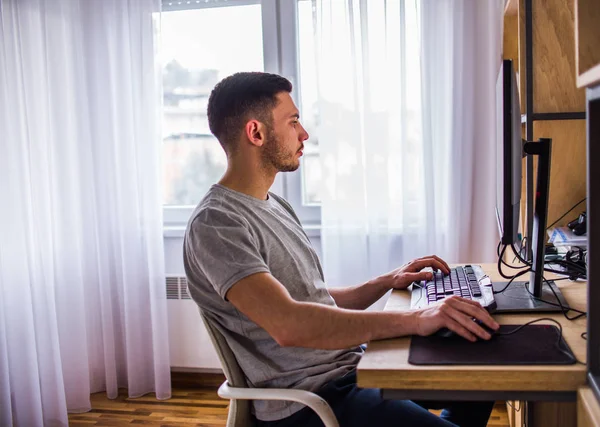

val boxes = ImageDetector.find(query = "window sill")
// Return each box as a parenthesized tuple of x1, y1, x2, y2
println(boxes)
(164, 226, 187, 238)
(303, 224, 321, 238)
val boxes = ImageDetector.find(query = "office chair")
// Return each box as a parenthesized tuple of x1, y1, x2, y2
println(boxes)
(199, 308, 339, 427)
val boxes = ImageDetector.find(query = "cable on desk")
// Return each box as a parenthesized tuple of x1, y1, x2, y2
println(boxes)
(496, 318, 585, 365)
(498, 241, 528, 270)
(497, 244, 530, 279)
(511, 243, 531, 265)
(511, 237, 528, 264)
(496, 244, 587, 316)
(523, 277, 588, 321)
(509, 239, 587, 280)
(493, 267, 531, 294)
(507, 242, 584, 277)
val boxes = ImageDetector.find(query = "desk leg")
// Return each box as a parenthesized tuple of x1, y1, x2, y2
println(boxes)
(528, 401, 577, 427)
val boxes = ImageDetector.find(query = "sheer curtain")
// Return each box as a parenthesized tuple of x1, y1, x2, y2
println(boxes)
(314, 0, 502, 297)
(0, 1, 171, 425)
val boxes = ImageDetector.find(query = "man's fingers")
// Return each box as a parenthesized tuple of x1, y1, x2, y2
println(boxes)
(409, 258, 450, 275)
(414, 255, 451, 272)
(403, 271, 433, 283)
(441, 303, 493, 340)
(427, 255, 451, 272)
(446, 297, 500, 331)
(443, 316, 477, 342)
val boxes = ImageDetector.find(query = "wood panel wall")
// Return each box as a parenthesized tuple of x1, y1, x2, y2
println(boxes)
(532, 0, 585, 113)
(508, 0, 587, 232)
(575, 0, 600, 85)
(534, 120, 587, 227)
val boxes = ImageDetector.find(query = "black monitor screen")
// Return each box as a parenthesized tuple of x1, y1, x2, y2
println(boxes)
(495, 59, 522, 245)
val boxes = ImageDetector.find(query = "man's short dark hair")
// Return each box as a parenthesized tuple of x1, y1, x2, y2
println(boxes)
(207, 72, 293, 152)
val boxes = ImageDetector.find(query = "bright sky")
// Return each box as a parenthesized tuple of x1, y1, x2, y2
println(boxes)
(159, 5, 264, 75)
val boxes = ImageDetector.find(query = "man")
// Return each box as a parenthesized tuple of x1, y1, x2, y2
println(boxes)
(184, 72, 499, 427)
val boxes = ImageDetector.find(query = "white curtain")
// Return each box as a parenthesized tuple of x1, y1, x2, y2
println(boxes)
(0, 1, 171, 425)
(314, 0, 502, 295)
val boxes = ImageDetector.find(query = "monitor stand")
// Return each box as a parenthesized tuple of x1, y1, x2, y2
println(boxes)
(492, 280, 570, 313)
(494, 138, 571, 314)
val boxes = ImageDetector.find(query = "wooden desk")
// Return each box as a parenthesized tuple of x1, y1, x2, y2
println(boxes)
(357, 264, 587, 426)
(578, 387, 600, 427)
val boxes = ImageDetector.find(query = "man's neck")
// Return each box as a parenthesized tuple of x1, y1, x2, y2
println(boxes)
(218, 164, 276, 201)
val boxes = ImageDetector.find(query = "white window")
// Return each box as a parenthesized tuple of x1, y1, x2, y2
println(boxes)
(160, 0, 321, 231)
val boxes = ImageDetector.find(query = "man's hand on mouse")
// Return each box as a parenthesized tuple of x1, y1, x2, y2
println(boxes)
(378, 255, 451, 291)
(414, 296, 500, 342)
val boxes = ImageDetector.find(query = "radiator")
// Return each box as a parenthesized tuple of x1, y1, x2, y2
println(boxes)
(166, 275, 221, 371)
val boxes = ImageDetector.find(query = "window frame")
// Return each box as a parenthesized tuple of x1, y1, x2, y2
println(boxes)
(161, 0, 320, 232)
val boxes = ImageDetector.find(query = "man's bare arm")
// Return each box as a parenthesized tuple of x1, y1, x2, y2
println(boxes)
(327, 277, 390, 311)
(226, 272, 498, 350)
(329, 255, 452, 310)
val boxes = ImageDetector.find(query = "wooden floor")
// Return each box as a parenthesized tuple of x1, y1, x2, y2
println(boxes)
(68, 373, 511, 426)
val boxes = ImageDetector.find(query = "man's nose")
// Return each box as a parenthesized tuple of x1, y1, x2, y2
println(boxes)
(300, 124, 309, 141)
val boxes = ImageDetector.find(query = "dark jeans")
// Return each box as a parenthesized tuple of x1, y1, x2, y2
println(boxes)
(256, 371, 494, 427)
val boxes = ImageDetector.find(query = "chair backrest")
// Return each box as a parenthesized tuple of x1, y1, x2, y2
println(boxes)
(199, 308, 254, 427)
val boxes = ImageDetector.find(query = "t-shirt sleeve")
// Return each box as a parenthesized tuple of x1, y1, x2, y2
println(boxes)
(186, 208, 270, 300)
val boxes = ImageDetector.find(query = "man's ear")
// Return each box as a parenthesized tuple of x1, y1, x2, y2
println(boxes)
(244, 120, 266, 147)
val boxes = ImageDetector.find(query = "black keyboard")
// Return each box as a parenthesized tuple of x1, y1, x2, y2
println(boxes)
(409, 265, 496, 311)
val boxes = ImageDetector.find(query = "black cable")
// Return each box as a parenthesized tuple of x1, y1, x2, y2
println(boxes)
(495, 318, 584, 365)
(497, 244, 530, 280)
(495, 318, 561, 338)
(543, 266, 587, 280)
(494, 262, 587, 319)
(543, 259, 587, 280)
(551, 277, 577, 282)
(554, 257, 587, 271)
(520, 236, 527, 257)
(522, 277, 588, 320)
(500, 241, 586, 282)
(546, 197, 586, 230)
(501, 242, 530, 270)
(513, 237, 528, 263)
(493, 268, 531, 294)
(501, 256, 529, 270)
(548, 260, 587, 273)
(510, 242, 531, 266)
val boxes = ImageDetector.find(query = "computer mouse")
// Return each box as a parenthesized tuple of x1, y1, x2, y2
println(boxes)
(434, 319, 498, 340)
(433, 327, 457, 338)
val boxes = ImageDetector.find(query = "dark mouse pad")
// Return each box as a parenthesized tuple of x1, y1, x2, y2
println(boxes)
(409, 325, 576, 365)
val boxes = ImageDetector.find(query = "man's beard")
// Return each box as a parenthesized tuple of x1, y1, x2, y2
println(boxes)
(261, 128, 299, 173)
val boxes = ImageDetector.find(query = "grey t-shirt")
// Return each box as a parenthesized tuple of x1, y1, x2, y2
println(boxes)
(183, 184, 362, 421)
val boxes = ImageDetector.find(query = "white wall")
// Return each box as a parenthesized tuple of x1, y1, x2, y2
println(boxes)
(164, 234, 322, 371)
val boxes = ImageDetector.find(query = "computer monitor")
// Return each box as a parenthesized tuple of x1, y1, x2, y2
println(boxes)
(493, 59, 570, 313)
(495, 60, 522, 245)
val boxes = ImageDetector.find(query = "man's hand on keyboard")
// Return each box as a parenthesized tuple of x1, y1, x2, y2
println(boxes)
(414, 296, 500, 342)
(380, 255, 451, 291)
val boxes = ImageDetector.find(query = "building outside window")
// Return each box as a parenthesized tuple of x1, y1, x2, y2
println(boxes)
(160, 0, 321, 229)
